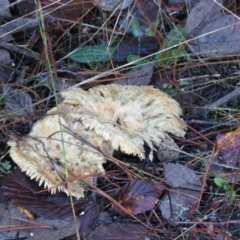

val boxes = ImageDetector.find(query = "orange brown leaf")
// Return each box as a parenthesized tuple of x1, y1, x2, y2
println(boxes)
(216, 126, 240, 167)
(113, 179, 165, 215)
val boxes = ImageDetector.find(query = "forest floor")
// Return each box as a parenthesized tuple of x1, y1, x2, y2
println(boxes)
(1, 0, 240, 239)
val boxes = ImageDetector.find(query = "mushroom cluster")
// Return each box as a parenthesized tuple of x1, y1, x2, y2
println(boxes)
(8, 84, 187, 199)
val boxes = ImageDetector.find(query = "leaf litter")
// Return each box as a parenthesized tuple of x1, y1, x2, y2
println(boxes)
(207, 127, 240, 183)
(1, 170, 89, 220)
(159, 163, 202, 221)
(112, 179, 165, 215)
(3, 86, 36, 119)
(87, 222, 149, 240)
(1, 0, 240, 239)
(157, 136, 181, 161)
(186, 0, 240, 57)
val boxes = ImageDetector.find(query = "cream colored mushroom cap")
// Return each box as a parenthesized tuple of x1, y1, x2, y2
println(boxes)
(8, 84, 186, 199)
(8, 111, 107, 199)
(61, 84, 187, 159)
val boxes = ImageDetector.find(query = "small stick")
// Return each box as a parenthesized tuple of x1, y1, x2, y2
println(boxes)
(208, 86, 240, 109)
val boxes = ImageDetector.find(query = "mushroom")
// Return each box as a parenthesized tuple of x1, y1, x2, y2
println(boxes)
(61, 84, 186, 159)
(8, 84, 186, 198)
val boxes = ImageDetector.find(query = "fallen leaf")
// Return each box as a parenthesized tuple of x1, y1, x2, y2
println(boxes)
(116, 62, 155, 86)
(79, 203, 101, 237)
(113, 36, 159, 62)
(1, 170, 89, 219)
(3, 86, 36, 119)
(113, 179, 165, 215)
(159, 189, 200, 221)
(157, 137, 180, 161)
(126, 0, 169, 37)
(186, 0, 222, 38)
(163, 162, 202, 191)
(160, 163, 202, 222)
(206, 154, 240, 183)
(186, 0, 240, 57)
(66, 207, 112, 238)
(216, 127, 240, 167)
(0, 201, 80, 240)
(87, 222, 149, 240)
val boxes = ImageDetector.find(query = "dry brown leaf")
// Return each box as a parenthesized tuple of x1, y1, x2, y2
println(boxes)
(157, 137, 180, 161)
(159, 189, 200, 222)
(79, 203, 101, 237)
(113, 179, 165, 215)
(8, 84, 186, 199)
(4, 86, 35, 118)
(186, 0, 222, 38)
(116, 62, 154, 86)
(163, 163, 202, 191)
(206, 128, 240, 183)
(160, 163, 202, 222)
(186, 0, 240, 57)
(87, 222, 149, 240)
(216, 127, 240, 167)
(1, 170, 89, 219)
(0, 202, 79, 240)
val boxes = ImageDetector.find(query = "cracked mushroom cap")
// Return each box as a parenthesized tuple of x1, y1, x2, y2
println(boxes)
(8, 108, 111, 199)
(61, 84, 187, 159)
